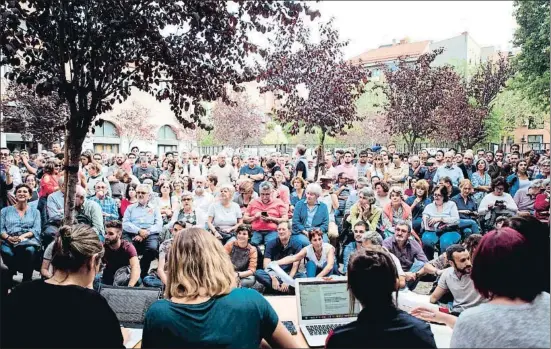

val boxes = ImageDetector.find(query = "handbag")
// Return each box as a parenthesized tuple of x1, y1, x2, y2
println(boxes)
(214, 227, 234, 241)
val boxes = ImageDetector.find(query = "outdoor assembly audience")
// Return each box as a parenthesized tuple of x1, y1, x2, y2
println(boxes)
(1, 142, 550, 348)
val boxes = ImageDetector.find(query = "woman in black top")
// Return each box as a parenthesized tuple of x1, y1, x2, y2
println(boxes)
(1, 224, 125, 348)
(326, 246, 436, 349)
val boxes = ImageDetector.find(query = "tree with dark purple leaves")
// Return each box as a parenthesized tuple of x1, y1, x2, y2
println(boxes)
(0, 0, 318, 223)
(442, 55, 513, 150)
(378, 48, 462, 153)
(1, 82, 67, 146)
(258, 19, 368, 180)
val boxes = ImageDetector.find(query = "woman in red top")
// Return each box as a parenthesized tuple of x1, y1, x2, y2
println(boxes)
(120, 182, 138, 217)
(39, 160, 61, 198)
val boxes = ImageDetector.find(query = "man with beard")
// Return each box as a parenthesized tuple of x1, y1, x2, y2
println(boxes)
(107, 153, 128, 181)
(342, 221, 367, 274)
(429, 244, 484, 314)
(209, 153, 237, 186)
(335, 151, 358, 181)
(355, 150, 371, 178)
(95, 220, 141, 289)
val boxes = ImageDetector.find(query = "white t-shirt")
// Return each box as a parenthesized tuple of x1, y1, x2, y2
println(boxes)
(305, 243, 334, 268)
(207, 202, 242, 231)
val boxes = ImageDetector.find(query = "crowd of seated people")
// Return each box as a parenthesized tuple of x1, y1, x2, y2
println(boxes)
(1, 143, 550, 298)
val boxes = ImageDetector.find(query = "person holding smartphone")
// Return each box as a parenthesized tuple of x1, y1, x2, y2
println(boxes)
(0, 149, 13, 210)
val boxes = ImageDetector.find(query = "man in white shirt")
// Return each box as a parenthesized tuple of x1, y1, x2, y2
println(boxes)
(193, 176, 214, 228)
(355, 150, 372, 178)
(208, 153, 237, 186)
(182, 151, 206, 179)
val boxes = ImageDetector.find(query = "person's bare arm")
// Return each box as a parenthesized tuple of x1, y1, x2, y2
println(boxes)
(429, 286, 448, 304)
(128, 256, 141, 287)
(40, 259, 52, 279)
(410, 306, 457, 329)
(317, 247, 335, 277)
(288, 261, 299, 278)
(265, 321, 299, 348)
(276, 248, 306, 266)
(157, 256, 168, 285)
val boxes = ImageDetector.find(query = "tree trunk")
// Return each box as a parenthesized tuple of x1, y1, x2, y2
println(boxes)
(315, 129, 326, 181)
(404, 134, 418, 154)
(62, 121, 86, 226)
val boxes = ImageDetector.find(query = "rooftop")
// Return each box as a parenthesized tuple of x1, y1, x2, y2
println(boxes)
(349, 38, 431, 65)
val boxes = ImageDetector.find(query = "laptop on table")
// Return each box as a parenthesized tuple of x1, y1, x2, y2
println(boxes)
(295, 277, 361, 347)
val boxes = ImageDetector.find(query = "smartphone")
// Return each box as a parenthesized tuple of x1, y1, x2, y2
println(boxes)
(282, 321, 297, 335)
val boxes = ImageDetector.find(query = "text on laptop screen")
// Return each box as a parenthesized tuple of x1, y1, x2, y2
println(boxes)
(299, 281, 360, 320)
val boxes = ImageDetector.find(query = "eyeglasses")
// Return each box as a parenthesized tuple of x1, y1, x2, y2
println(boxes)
(433, 193, 443, 197)
(0, 152, 9, 157)
(495, 187, 505, 191)
(182, 198, 192, 201)
(54, 165, 62, 168)
(136, 191, 148, 195)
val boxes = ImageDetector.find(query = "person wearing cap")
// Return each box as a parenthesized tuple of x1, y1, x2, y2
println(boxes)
(514, 179, 544, 216)
(422, 157, 439, 189)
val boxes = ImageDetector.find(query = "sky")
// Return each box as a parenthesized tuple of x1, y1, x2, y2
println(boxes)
(308, 1, 517, 59)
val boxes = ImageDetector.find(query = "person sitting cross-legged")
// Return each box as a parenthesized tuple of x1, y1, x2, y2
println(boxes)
(428, 244, 485, 315)
(254, 221, 305, 294)
(224, 225, 258, 288)
(382, 222, 428, 290)
(143, 220, 186, 289)
(94, 220, 141, 290)
(243, 181, 288, 247)
(274, 229, 338, 278)
(122, 184, 162, 279)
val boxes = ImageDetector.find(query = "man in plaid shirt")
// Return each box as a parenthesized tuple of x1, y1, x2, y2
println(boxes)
(90, 181, 119, 222)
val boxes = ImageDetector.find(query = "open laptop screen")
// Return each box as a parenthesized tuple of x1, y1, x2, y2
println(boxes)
(299, 280, 360, 320)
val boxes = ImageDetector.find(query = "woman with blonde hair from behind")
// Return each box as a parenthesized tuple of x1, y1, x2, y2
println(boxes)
(142, 228, 298, 348)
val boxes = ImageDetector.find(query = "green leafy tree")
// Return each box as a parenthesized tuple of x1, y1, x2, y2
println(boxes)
(512, 0, 550, 111)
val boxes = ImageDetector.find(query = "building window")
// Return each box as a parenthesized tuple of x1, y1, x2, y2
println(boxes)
(157, 125, 177, 140)
(94, 143, 119, 154)
(94, 121, 119, 137)
(93, 121, 120, 153)
(528, 135, 543, 143)
(158, 144, 178, 156)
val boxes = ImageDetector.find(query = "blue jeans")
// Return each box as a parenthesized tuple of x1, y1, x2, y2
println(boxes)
(143, 275, 164, 289)
(250, 231, 278, 247)
(458, 219, 480, 236)
(122, 233, 159, 279)
(305, 260, 339, 277)
(405, 259, 426, 291)
(291, 233, 328, 249)
(93, 271, 143, 291)
(255, 269, 306, 292)
(421, 231, 461, 259)
(412, 217, 423, 234)
(1, 243, 37, 282)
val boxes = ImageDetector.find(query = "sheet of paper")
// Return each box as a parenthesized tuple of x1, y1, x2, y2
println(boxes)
(124, 328, 143, 349)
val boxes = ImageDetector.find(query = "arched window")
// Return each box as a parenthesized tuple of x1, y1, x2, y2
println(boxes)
(93, 121, 120, 154)
(157, 125, 178, 155)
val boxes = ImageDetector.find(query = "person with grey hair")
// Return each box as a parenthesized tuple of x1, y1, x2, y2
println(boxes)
(361, 230, 406, 288)
(348, 187, 382, 231)
(122, 183, 163, 278)
(514, 179, 545, 215)
(344, 177, 371, 215)
(243, 181, 288, 246)
(291, 183, 329, 248)
(74, 185, 105, 240)
(207, 184, 243, 244)
(133, 156, 159, 184)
